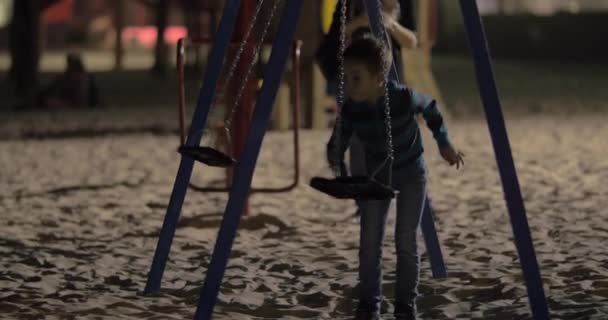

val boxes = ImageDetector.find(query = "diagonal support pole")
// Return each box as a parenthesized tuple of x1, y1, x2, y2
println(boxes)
(420, 198, 447, 278)
(363, 0, 447, 279)
(193, 1, 305, 319)
(459, 1, 550, 319)
(144, 0, 243, 295)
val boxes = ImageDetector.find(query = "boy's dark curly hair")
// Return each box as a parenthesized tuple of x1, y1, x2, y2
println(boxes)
(343, 34, 391, 75)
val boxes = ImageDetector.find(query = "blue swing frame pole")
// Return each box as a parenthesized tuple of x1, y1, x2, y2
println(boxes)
(143, 0, 242, 295)
(459, 1, 550, 319)
(420, 198, 447, 278)
(193, 1, 305, 319)
(363, 0, 447, 279)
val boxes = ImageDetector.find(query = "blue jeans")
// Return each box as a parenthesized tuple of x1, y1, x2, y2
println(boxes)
(349, 136, 366, 176)
(357, 158, 427, 318)
(349, 136, 366, 212)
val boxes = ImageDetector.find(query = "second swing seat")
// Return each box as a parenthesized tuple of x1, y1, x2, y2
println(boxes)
(178, 145, 236, 168)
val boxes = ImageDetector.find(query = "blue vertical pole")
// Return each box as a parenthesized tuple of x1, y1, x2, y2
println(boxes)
(459, 1, 550, 319)
(420, 199, 447, 278)
(193, 1, 304, 319)
(363, 0, 448, 279)
(144, 0, 243, 295)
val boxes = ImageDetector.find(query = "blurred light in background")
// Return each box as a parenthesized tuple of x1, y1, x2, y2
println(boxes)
(477, 0, 608, 16)
(0, 0, 12, 28)
(43, 0, 73, 24)
(122, 26, 187, 48)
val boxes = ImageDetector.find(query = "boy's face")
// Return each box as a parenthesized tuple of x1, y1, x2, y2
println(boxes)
(344, 60, 383, 104)
(382, 0, 399, 17)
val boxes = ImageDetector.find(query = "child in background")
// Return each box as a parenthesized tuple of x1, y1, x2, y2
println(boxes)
(39, 53, 99, 109)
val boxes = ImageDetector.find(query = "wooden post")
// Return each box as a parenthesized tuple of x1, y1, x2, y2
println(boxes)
(401, 0, 446, 108)
(272, 83, 291, 130)
(152, 0, 170, 75)
(114, 0, 125, 71)
(9, 0, 41, 109)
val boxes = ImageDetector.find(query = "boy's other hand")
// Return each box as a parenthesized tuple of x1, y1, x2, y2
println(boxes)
(440, 145, 465, 169)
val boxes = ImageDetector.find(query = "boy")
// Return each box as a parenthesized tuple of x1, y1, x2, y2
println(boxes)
(316, 0, 418, 220)
(326, 35, 464, 320)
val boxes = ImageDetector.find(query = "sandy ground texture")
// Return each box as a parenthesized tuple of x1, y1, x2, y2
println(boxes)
(1, 113, 608, 320)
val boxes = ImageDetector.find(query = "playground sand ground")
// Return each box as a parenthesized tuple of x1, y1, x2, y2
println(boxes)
(1, 113, 608, 319)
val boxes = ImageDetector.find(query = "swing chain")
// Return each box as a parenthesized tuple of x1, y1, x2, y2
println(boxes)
(333, 0, 348, 177)
(224, 0, 283, 150)
(192, 0, 266, 141)
(217, 0, 266, 108)
(333, 0, 394, 184)
(368, 0, 394, 186)
(377, 0, 394, 161)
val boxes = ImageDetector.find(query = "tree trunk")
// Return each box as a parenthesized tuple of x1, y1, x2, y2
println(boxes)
(8, 0, 61, 109)
(9, 1, 41, 109)
(114, 0, 125, 71)
(152, 0, 170, 76)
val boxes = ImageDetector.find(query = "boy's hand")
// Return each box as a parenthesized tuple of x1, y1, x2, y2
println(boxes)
(382, 13, 396, 30)
(440, 145, 465, 169)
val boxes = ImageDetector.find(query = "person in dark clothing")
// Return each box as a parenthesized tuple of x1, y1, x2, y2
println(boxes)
(39, 53, 99, 109)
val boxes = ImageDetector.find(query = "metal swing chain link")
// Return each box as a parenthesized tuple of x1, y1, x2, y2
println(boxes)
(217, 0, 266, 105)
(370, 0, 395, 185)
(224, 0, 283, 149)
(333, 0, 394, 183)
(333, 0, 348, 177)
(193, 0, 266, 139)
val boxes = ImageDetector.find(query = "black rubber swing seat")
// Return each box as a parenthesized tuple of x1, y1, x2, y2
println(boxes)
(309, 176, 397, 201)
(178, 145, 236, 167)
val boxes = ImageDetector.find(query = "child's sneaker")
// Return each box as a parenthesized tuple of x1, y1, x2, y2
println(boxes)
(353, 310, 381, 320)
(394, 306, 417, 320)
